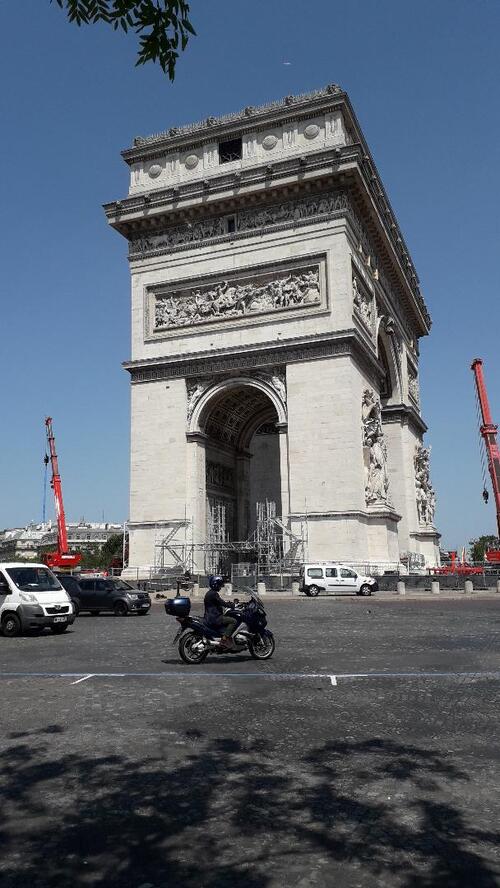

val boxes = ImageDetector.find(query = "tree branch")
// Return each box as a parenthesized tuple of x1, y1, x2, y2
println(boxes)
(52, 0, 195, 78)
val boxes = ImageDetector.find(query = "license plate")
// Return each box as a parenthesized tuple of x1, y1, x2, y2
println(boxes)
(172, 628, 182, 645)
(53, 616, 67, 623)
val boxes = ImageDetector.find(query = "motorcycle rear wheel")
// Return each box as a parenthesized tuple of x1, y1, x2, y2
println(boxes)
(179, 631, 208, 665)
(249, 632, 275, 660)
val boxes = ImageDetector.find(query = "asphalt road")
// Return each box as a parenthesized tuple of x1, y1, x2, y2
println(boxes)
(0, 598, 499, 888)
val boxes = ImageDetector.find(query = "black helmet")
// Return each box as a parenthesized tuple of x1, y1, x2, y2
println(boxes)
(208, 575, 224, 592)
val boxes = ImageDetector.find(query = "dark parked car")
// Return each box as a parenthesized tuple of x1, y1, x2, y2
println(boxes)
(54, 573, 82, 603)
(69, 577, 151, 617)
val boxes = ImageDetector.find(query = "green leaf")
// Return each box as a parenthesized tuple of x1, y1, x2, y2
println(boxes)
(53, 0, 196, 77)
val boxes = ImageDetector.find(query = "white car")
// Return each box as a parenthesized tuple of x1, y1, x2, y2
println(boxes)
(0, 563, 75, 637)
(300, 563, 378, 597)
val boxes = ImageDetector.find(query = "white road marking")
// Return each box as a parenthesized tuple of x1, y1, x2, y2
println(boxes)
(330, 675, 337, 686)
(0, 670, 499, 681)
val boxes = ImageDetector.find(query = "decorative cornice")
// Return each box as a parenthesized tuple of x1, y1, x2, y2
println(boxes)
(290, 509, 402, 522)
(123, 329, 381, 385)
(104, 146, 357, 218)
(409, 528, 441, 540)
(381, 403, 427, 435)
(123, 85, 344, 159)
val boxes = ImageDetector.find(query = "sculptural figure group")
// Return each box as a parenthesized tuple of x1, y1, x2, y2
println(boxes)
(352, 273, 374, 329)
(154, 268, 320, 329)
(362, 389, 391, 507)
(414, 444, 436, 525)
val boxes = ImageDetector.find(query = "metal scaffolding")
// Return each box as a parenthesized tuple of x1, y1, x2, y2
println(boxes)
(153, 511, 308, 576)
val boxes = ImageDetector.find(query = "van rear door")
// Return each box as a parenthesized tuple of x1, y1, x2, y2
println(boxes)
(305, 567, 324, 591)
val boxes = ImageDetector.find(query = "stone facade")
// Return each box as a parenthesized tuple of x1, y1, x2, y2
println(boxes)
(105, 85, 440, 573)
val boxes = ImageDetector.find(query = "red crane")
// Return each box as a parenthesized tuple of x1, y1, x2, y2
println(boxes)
(471, 358, 500, 563)
(42, 417, 82, 570)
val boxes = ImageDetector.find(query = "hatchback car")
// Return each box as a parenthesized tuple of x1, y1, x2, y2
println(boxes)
(71, 578, 151, 616)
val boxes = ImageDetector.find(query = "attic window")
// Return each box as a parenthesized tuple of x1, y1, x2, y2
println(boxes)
(219, 137, 242, 164)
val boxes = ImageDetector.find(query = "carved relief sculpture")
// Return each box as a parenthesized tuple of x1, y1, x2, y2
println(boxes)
(362, 389, 392, 507)
(130, 190, 350, 258)
(255, 367, 287, 406)
(408, 364, 420, 407)
(186, 367, 286, 427)
(186, 378, 211, 423)
(131, 217, 226, 255)
(238, 190, 349, 232)
(154, 267, 320, 331)
(352, 270, 374, 332)
(414, 444, 436, 526)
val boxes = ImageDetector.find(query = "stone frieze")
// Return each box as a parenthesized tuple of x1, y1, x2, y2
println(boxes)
(154, 267, 320, 331)
(129, 190, 349, 258)
(127, 337, 364, 385)
(236, 190, 349, 232)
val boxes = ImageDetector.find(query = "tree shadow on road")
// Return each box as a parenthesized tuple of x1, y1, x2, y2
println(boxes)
(0, 731, 498, 887)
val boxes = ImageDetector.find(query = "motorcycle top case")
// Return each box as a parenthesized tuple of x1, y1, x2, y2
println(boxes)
(164, 596, 191, 617)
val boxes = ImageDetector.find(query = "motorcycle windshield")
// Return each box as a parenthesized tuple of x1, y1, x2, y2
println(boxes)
(251, 592, 264, 608)
(234, 582, 264, 608)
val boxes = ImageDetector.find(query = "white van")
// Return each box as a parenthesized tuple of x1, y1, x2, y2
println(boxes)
(300, 563, 379, 597)
(0, 563, 75, 637)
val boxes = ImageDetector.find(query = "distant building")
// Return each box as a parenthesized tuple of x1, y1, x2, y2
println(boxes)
(0, 521, 123, 560)
(0, 523, 50, 560)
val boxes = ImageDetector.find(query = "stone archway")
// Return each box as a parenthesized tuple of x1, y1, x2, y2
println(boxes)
(186, 377, 289, 569)
(376, 326, 402, 405)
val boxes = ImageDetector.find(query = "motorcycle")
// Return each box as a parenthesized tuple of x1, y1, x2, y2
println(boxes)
(164, 590, 275, 665)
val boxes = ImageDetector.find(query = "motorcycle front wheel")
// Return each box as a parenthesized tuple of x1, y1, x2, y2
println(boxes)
(249, 631, 275, 660)
(179, 631, 208, 665)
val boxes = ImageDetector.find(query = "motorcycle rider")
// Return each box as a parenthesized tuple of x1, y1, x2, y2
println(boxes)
(204, 575, 237, 648)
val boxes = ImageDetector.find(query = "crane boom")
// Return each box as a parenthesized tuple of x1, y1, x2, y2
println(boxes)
(43, 417, 81, 569)
(471, 359, 500, 539)
(46, 417, 69, 554)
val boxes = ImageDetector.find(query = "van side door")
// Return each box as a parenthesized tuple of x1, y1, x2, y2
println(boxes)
(325, 567, 341, 593)
(339, 568, 358, 593)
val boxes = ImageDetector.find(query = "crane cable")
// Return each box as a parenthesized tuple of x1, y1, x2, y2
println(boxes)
(474, 384, 489, 503)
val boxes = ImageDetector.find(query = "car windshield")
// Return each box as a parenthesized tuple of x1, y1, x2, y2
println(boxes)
(6, 567, 62, 592)
(110, 580, 134, 591)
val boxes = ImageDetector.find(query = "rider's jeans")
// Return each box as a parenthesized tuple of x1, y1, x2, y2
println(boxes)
(222, 616, 237, 637)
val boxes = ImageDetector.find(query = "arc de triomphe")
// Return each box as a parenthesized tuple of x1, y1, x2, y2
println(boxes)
(104, 85, 440, 574)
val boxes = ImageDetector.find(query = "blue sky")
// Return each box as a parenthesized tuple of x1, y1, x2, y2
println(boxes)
(1, 0, 499, 549)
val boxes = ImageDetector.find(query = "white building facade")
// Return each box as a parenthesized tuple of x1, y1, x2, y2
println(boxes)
(0, 522, 123, 560)
(105, 85, 440, 574)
